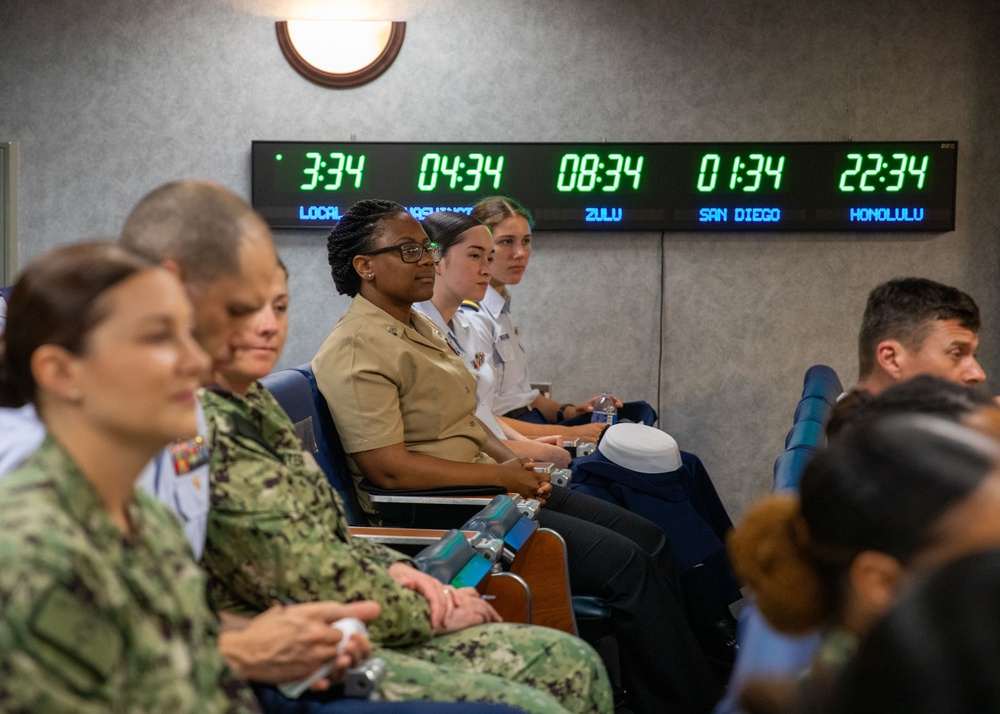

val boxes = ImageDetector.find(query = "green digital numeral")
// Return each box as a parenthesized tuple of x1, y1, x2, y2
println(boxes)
(440, 155, 461, 189)
(742, 154, 765, 192)
(859, 153, 884, 192)
(840, 152, 925, 192)
(577, 154, 601, 192)
(604, 154, 624, 192)
(697, 154, 721, 192)
(764, 155, 784, 190)
(300, 151, 322, 190)
(483, 155, 504, 190)
(557, 154, 580, 192)
(839, 153, 864, 192)
(323, 153, 345, 191)
(301, 152, 365, 191)
(418, 153, 441, 191)
(908, 155, 929, 189)
(464, 153, 484, 192)
(623, 156, 643, 190)
(886, 153, 907, 192)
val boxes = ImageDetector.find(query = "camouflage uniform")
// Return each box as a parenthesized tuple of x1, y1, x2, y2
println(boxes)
(0, 436, 260, 714)
(201, 384, 612, 714)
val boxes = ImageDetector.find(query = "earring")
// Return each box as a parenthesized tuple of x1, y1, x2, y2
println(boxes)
(67, 388, 82, 402)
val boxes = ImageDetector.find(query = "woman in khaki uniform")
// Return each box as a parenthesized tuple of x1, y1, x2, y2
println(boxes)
(313, 199, 724, 714)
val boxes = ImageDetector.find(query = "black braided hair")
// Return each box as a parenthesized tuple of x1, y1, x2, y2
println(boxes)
(327, 199, 407, 296)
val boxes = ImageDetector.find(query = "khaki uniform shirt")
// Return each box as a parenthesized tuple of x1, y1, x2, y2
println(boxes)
(312, 295, 494, 513)
(0, 436, 258, 713)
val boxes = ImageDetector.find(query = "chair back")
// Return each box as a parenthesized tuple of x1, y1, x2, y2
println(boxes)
(260, 363, 367, 525)
(784, 419, 824, 450)
(801, 364, 843, 406)
(792, 395, 831, 424)
(718, 364, 842, 714)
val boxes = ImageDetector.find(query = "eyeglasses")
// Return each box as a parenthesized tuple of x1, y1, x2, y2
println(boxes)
(364, 241, 441, 264)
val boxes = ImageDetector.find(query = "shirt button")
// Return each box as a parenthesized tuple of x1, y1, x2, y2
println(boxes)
(465, 387, 470, 393)
(469, 421, 476, 427)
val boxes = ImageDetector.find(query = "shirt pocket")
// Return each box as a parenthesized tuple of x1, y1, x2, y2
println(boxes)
(173, 469, 209, 523)
(494, 337, 518, 365)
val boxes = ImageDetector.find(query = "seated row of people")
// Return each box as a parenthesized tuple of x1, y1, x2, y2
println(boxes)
(0, 183, 612, 713)
(3, 180, 990, 714)
(0, 187, 739, 714)
(201, 258, 612, 712)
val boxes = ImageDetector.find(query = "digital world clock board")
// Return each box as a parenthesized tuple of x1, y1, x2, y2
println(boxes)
(251, 141, 957, 232)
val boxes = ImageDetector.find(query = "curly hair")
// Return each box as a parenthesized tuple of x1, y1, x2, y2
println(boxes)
(326, 199, 408, 296)
(730, 415, 999, 634)
(727, 493, 832, 634)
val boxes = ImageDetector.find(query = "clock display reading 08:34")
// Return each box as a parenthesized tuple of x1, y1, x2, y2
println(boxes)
(251, 141, 957, 231)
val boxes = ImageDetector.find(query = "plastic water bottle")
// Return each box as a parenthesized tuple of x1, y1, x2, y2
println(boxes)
(591, 391, 618, 425)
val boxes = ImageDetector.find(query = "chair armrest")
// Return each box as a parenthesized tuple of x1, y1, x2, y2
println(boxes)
(481, 572, 531, 624)
(349, 526, 478, 546)
(359, 482, 512, 529)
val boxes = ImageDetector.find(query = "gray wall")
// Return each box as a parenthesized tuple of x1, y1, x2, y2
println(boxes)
(2, 0, 998, 518)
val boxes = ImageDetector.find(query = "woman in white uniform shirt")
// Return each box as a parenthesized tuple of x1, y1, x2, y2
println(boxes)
(464, 197, 619, 443)
(414, 211, 571, 468)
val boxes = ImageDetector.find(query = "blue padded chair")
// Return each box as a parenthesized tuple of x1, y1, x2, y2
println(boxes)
(800, 364, 843, 407)
(784, 419, 824, 450)
(0, 285, 11, 302)
(772, 446, 818, 492)
(260, 364, 367, 525)
(792, 395, 831, 425)
(715, 364, 842, 714)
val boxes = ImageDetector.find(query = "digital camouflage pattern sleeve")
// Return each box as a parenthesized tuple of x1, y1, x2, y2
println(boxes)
(0, 437, 260, 714)
(201, 384, 433, 648)
(202, 386, 617, 714)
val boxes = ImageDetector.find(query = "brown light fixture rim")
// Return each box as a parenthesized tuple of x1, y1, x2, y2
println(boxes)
(275, 20, 406, 89)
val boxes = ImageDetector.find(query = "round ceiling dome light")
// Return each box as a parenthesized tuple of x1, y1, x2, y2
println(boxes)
(276, 20, 405, 88)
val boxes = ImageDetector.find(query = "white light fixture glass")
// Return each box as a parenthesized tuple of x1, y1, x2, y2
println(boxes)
(276, 20, 405, 88)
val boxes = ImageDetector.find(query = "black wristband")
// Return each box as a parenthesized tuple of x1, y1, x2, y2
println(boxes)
(556, 403, 574, 422)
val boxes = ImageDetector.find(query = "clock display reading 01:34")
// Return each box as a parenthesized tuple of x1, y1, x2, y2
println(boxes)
(252, 141, 957, 231)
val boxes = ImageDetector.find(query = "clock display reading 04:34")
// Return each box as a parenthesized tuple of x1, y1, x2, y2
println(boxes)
(417, 153, 505, 192)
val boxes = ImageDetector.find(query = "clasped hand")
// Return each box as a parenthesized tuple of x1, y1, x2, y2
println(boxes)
(498, 456, 552, 505)
(388, 562, 502, 634)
